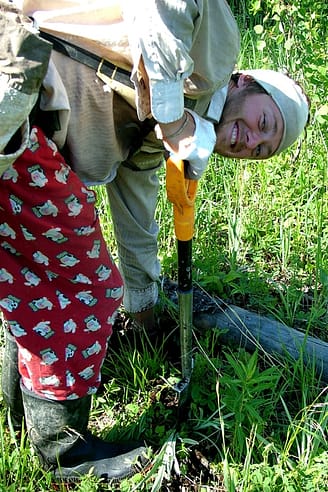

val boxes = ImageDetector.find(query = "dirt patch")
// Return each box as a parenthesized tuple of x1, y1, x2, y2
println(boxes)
(105, 282, 229, 491)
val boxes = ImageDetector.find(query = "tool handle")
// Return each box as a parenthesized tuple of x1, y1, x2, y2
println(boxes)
(166, 157, 198, 241)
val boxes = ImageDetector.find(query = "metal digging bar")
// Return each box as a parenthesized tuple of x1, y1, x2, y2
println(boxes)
(166, 157, 197, 406)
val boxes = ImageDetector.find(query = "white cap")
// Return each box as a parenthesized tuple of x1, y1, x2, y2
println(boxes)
(242, 69, 309, 154)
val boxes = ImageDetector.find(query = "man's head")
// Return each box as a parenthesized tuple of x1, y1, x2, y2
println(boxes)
(214, 70, 309, 159)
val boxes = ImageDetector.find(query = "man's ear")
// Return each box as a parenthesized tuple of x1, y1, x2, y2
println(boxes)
(236, 73, 253, 88)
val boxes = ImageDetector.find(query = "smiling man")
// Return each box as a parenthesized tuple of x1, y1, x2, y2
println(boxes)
(214, 71, 308, 160)
(19, 0, 310, 331)
(214, 74, 284, 159)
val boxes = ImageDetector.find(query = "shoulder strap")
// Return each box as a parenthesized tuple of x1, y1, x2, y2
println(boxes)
(40, 30, 135, 90)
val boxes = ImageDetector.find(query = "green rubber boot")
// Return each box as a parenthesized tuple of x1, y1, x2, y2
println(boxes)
(1, 330, 24, 429)
(21, 384, 147, 482)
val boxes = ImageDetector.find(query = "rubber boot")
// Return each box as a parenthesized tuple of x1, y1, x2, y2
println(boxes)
(1, 330, 24, 429)
(21, 384, 147, 482)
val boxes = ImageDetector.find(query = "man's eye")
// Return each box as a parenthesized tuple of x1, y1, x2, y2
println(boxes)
(261, 115, 266, 131)
(255, 145, 261, 157)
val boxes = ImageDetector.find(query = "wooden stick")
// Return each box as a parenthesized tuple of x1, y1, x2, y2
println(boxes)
(193, 304, 328, 382)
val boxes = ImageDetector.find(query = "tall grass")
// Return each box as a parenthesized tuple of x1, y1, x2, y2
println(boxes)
(1, 0, 328, 490)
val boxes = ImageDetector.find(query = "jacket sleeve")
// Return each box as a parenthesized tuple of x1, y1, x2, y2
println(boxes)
(122, 0, 200, 123)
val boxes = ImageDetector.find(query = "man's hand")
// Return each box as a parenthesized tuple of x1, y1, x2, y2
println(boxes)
(156, 110, 216, 180)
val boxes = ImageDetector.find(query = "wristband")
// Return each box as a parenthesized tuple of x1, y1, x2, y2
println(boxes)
(156, 112, 189, 141)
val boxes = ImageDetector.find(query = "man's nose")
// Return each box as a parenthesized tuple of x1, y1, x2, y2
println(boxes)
(245, 131, 261, 149)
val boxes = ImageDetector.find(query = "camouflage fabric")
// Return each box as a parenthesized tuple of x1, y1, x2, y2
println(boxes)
(0, 1, 51, 173)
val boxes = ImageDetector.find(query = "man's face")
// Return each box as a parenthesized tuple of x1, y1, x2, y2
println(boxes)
(214, 83, 284, 159)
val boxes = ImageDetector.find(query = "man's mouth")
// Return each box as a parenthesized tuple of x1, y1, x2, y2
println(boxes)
(231, 123, 238, 147)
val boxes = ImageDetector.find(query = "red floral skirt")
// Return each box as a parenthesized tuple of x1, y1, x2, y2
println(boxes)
(0, 127, 123, 400)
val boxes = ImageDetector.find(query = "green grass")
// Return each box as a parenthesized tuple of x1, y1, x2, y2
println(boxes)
(1, 0, 328, 490)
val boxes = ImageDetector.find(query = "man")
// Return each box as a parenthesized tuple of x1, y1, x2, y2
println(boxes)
(1, 0, 309, 482)
(20, 0, 309, 330)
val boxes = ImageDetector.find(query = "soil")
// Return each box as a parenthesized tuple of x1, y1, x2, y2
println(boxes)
(104, 280, 228, 491)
